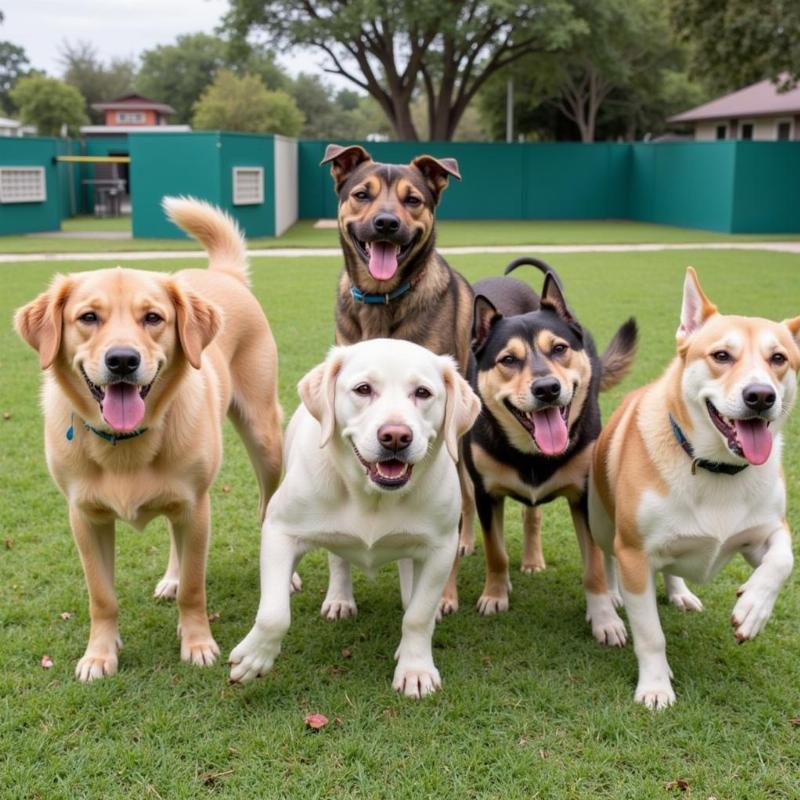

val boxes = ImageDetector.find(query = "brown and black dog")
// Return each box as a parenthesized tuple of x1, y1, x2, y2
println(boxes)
(319, 143, 475, 617)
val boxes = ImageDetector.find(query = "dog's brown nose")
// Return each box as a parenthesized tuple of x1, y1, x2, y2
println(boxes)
(532, 376, 561, 404)
(373, 213, 400, 235)
(743, 383, 776, 412)
(377, 424, 413, 451)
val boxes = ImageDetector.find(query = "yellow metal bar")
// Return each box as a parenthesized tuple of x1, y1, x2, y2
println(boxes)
(55, 155, 131, 164)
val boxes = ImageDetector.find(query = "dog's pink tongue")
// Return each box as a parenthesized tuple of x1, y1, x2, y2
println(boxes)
(368, 241, 399, 280)
(532, 407, 569, 455)
(734, 418, 772, 465)
(101, 383, 145, 432)
(378, 459, 406, 478)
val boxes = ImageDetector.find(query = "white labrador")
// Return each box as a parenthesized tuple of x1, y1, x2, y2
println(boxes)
(229, 338, 480, 697)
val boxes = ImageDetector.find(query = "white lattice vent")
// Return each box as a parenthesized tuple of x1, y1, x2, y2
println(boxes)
(0, 167, 46, 203)
(232, 167, 264, 205)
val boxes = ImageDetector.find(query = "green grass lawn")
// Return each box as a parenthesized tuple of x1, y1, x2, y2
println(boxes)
(1, 250, 799, 798)
(2, 217, 798, 254)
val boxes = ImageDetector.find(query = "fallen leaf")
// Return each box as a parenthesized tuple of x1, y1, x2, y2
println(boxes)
(789, 718, 800, 727)
(665, 779, 690, 792)
(3, 411, 11, 420)
(201, 769, 234, 786)
(334, 716, 343, 725)
(4, 539, 13, 550)
(221, 485, 232, 494)
(329, 666, 346, 676)
(341, 647, 352, 658)
(305, 713, 329, 730)
(539, 749, 549, 760)
(59, 612, 72, 621)
(208, 612, 221, 623)
(40, 655, 53, 669)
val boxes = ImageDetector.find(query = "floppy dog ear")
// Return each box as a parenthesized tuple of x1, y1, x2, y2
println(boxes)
(14, 274, 73, 369)
(166, 281, 222, 369)
(298, 348, 346, 448)
(411, 155, 461, 204)
(320, 144, 372, 193)
(677, 266, 717, 345)
(441, 357, 481, 462)
(472, 295, 502, 353)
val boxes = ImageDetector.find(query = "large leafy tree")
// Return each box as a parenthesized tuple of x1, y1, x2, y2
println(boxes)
(60, 40, 137, 123)
(192, 69, 304, 135)
(670, 0, 800, 92)
(10, 74, 88, 135)
(223, 0, 582, 140)
(0, 39, 29, 114)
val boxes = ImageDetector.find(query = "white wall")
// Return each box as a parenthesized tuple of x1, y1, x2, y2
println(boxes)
(273, 135, 298, 237)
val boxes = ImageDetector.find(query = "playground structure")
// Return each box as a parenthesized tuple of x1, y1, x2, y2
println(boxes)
(1, 133, 798, 238)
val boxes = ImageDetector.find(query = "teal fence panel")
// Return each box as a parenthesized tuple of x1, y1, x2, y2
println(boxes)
(0, 136, 64, 235)
(731, 142, 800, 233)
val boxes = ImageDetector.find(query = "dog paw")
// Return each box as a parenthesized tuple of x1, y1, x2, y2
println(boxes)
(153, 577, 179, 600)
(436, 595, 459, 621)
(731, 583, 777, 641)
(458, 540, 475, 557)
(668, 588, 704, 612)
(290, 572, 303, 593)
(392, 662, 441, 698)
(320, 597, 358, 620)
(75, 636, 122, 683)
(634, 681, 676, 710)
(476, 592, 510, 616)
(520, 559, 546, 574)
(229, 630, 280, 683)
(180, 633, 220, 667)
(586, 592, 627, 646)
(609, 591, 624, 609)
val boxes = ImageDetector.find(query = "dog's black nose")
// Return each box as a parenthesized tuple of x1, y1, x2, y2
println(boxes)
(378, 424, 413, 451)
(373, 213, 400, 235)
(742, 383, 776, 412)
(105, 347, 141, 377)
(532, 376, 561, 404)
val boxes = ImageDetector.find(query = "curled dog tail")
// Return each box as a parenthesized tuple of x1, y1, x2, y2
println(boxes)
(503, 256, 564, 290)
(599, 318, 638, 392)
(162, 196, 250, 287)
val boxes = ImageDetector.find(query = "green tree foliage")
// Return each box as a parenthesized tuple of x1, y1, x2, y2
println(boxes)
(59, 40, 137, 123)
(670, 0, 800, 92)
(223, 0, 583, 141)
(192, 69, 304, 135)
(10, 74, 88, 135)
(0, 39, 30, 114)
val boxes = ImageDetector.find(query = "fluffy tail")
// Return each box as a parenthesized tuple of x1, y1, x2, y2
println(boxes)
(599, 318, 638, 392)
(162, 196, 250, 287)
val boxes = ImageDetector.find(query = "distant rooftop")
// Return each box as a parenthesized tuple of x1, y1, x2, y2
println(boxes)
(91, 93, 175, 115)
(669, 76, 800, 123)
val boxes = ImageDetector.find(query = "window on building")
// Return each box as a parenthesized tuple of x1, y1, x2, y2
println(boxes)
(776, 120, 792, 140)
(715, 124, 727, 140)
(0, 166, 46, 203)
(117, 112, 145, 123)
(233, 167, 264, 205)
(740, 122, 754, 140)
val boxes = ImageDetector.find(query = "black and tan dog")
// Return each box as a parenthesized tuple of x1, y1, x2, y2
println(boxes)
(318, 143, 476, 618)
(460, 259, 638, 645)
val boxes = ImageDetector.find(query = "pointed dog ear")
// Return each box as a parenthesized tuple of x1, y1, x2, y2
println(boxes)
(298, 348, 346, 448)
(320, 144, 372, 193)
(14, 274, 73, 369)
(440, 357, 481, 462)
(677, 266, 717, 346)
(166, 280, 222, 369)
(411, 155, 461, 204)
(782, 316, 800, 362)
(472, 295, 502, 353)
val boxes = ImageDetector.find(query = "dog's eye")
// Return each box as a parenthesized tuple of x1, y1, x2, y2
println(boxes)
(552, 343, 569, 356)
(144, 312, 163, 325)
(711, 350, 732, 363)
(353, 383, 372, 397)
(499, 354, 518, 366)
(353, 190, 370, 201)
(770, 352, 787, 366)
(414, 386, 432, 400)
(405, 195, 422, 207)
(78, 311, 99, 324)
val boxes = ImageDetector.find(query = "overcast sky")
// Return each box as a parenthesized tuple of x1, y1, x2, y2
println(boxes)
(1, 0, 349, 87)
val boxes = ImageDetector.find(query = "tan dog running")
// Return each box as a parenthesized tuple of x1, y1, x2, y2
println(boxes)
(14, 198, 282, 681)
(589, 267, 799, 709)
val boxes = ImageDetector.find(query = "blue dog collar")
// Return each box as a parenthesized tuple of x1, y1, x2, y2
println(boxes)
(67, 413, 148, 446)
(349, 281, 413, 305)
